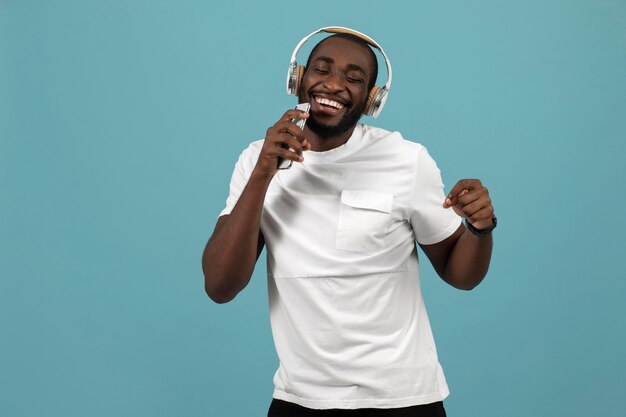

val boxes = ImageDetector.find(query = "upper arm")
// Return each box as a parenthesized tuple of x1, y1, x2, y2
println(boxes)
(212, 215, 266, 261)
(418, 223, 465, 282)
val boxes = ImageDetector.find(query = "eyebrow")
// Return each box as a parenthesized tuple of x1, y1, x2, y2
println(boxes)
(312, 56, 367, 74)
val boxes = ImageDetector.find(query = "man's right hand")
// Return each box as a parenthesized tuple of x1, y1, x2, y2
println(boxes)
(254, 109, 311, 177)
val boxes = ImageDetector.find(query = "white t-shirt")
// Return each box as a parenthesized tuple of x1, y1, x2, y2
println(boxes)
(220, 124, 462, 409)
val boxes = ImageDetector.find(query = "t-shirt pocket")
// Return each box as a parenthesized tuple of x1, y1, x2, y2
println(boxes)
(336, 190, 393, 253)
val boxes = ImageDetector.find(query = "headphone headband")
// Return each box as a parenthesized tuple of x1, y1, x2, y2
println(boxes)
(286, 26, 392, 118)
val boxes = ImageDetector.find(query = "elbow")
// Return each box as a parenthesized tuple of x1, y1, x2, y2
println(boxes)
(444, 273, 486, 291)
(201, 251, 249, 304)
(207, 292, 236, 304)
(204, 281, 237, 304)
(456, 282, 480, 291)
(202, 256, 235, 304)
(203, 268, 238, 304)
(461, 274, 487, 291)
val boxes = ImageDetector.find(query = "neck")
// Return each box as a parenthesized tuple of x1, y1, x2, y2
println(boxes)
(304, 124, 357, 152)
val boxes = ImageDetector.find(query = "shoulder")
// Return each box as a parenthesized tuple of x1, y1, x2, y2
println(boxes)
(234, 139, 263, 164)
(359, 124, 428, 158)
(241, 139, 264, 158)
(229, 139, 264, 176)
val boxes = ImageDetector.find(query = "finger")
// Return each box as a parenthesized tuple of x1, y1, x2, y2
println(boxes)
(264, 142, 302, 162)
(275, 145, 304, 163)
(457, 186, 488, 207)
(276, 133, 304, 154)
(268, 120, 306, 143)
(266, 110, 310, 137)
(444, 187, 470, 208)
(279, 109, 310, 123)
(466, 206, 495, 226)
(283, 135, 304, 155)
(457, 197, 491, 219)
(282, 122, 307, 142)
(444, 179, 482, 207)
(265, 134, 304, 158)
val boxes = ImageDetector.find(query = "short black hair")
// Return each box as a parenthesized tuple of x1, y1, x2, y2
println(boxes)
(305, 33, 379, 91)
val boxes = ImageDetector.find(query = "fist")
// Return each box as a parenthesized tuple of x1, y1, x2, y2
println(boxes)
(254, 109, 311, 176)
(443, 179, 495, 230)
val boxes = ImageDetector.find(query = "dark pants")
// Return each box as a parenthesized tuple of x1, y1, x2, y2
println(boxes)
(267, 399, 447, 417)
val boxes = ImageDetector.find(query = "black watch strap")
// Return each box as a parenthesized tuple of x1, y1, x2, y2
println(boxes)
(465, 215, 497, 238)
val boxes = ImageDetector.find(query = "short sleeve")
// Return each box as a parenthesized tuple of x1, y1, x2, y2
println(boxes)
(219, 141, 262, 217)
(409, 147, 462, 245)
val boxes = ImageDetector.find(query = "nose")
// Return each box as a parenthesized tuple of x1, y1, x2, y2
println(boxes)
(322, 71, 345, 92)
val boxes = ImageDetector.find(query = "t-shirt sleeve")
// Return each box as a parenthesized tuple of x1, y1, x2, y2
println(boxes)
(409, 146, 462, 245)
(219, 142, 261, 217)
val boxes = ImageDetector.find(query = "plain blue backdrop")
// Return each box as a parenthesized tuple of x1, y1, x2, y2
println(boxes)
(1, 1, 625, 416)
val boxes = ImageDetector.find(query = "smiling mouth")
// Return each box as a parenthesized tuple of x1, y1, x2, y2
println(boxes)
(313, 96, 346, 110)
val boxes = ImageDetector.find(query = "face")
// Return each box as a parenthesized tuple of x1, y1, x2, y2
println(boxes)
(297, 37, 374, 139)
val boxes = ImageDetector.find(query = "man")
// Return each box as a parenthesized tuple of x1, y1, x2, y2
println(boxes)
(202, 28, 495, 417)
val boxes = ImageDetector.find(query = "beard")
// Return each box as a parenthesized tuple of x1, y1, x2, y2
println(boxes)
(298, 92, 367, 139)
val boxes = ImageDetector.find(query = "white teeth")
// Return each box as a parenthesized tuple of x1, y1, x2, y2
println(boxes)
(315, 97, 344, 109)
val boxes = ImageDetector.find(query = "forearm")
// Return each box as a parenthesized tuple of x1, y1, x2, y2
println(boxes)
(202, 171, 273, 303)
(443, 227, 493, 290)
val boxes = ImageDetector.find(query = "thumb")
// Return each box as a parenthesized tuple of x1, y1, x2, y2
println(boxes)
(443, 188, 469, 208)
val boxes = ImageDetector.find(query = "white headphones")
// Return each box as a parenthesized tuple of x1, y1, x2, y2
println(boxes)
(286, 26, 393, 119)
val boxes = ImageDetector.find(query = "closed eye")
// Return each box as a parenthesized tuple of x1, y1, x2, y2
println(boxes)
(347, 76, 364, 84)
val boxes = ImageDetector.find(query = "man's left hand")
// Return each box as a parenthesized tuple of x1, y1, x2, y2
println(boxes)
(443, 179, 494, 230)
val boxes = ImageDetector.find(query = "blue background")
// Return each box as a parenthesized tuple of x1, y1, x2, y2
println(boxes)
(1, 1, 625, 416)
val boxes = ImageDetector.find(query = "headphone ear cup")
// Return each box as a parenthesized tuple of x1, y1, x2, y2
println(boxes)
(287, 63, 298, 95)
(293, 65, 305, 95)
(365, 86, 388, 118)
(287, 65, 306, 95)
(365, 86, 381, 116)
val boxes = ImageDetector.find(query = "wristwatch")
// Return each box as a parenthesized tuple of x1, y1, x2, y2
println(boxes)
(465, 215, 497, 238)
